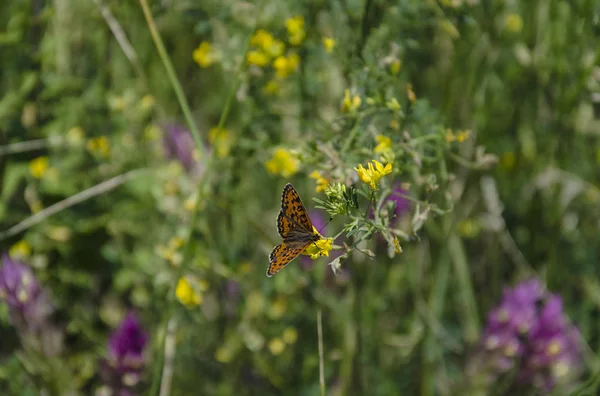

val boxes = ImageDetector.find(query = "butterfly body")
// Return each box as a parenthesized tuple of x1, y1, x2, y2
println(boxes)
(267, 184, 320, 277)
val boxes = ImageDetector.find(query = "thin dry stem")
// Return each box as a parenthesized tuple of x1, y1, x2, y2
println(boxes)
(0, 168, 149, 241)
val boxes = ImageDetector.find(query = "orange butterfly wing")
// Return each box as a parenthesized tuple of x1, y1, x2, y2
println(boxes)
(277, 184, 314, 237)
(266, 241, 312, 277)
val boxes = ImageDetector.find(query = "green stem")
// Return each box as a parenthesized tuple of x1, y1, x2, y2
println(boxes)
(448, 233, 479, 343)
(138, 0, 206, 161)
(341, 114, 364, 153)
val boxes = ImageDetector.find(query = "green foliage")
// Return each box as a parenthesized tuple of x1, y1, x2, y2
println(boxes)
(0, 0, 599, 395)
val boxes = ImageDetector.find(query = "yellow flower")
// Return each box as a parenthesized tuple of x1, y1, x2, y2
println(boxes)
(9, 240, 31, 258)
(264, 39, 285, 58)
(458, 219, 480, 238)
(273, 53, 300, 78)
(374, 135, 392, 154)
(354, 160, 393, 190)
(265, 148, 299, 177)
(87, 136, 110, 157)
(342, 89, 361, 113)
(268, 337, 286, 355)
(193, 41, 215, 68)
(445, 128, 469, 143)
(285, 16, 306, 46)
(184, 195, 197, 211)
(406, 84, 416, 103)
(139, 95, 155, 111)
(249, 29, 284, 57)
(389, 59, 402, 75)
(209, 127, 233, 158)
(246, 50, 270, 67)
(282, 327, 298, 344)
(30, 200, 43, 214)
(156, 244, 182, 267)
(250, 29, 275, 49)
(303, 227, 332, 259)
(456, 129, 470, 142)
(47, 226, 71, 242)
(505, 13, 523, 33)
(144, 124, 161, 141)
(322, 37, 335, 53)
(393, 236, 402, 254)
(29, 156, 49, 179)
(263, 79, 281, 96)
(309, 170, 329, 192)
(67, 126, 85, 146)
(175, 277, 203, 307)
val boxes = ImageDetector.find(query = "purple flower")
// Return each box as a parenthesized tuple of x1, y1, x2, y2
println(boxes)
(0, 254, 53, 330)
(520, 296, 582, 391)
(484, 279, 543, 342)
(162, 123, 198, 172)
(101, 312, 148, 395)
(471, 278, 582, 392)
(108, 312, 148, 369)
(387, 183, 410, 224)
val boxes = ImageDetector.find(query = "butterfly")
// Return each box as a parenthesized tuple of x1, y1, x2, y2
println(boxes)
(266, 183, 321, 277)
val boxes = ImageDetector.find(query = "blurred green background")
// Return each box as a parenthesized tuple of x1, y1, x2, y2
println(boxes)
(0, 0, 599, 395)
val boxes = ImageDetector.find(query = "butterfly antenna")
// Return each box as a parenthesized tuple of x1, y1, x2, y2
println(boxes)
(318, 217, 333, 235)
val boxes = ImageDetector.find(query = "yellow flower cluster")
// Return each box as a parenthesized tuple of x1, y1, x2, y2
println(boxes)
(303, 227, 333, 259)
(273, 53, 300, 78)
(247, 27, 301, 86)
(445, 128, 471, 143)
(374, 135, 392, 154)
(156, 236, 185, 267)
(393, 236, 402, 254)
(193, 41, 216, 68)
(342, 89, 361, 113)
(175, 277, 208, 307)
(246, 16, 311, 90)
(505, 13, 523, 33)
(354, 160, 393, 190)
(389, 59, 402, 75)
(265, 148, 299, 178)
(406, 84, 416, 103)
(87, 136, 110, 157)
(268, 327, 299, 356)
(209, 127, 233, 158)
(9, 240, 31, 258)
(309, 170, 329, 192)
(285, 16, 306, 46)
(29, 156, 49, 179)
(67, 126, 85, 146)
(251, 29, 285, 58)
(322, 37, 335, 53)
